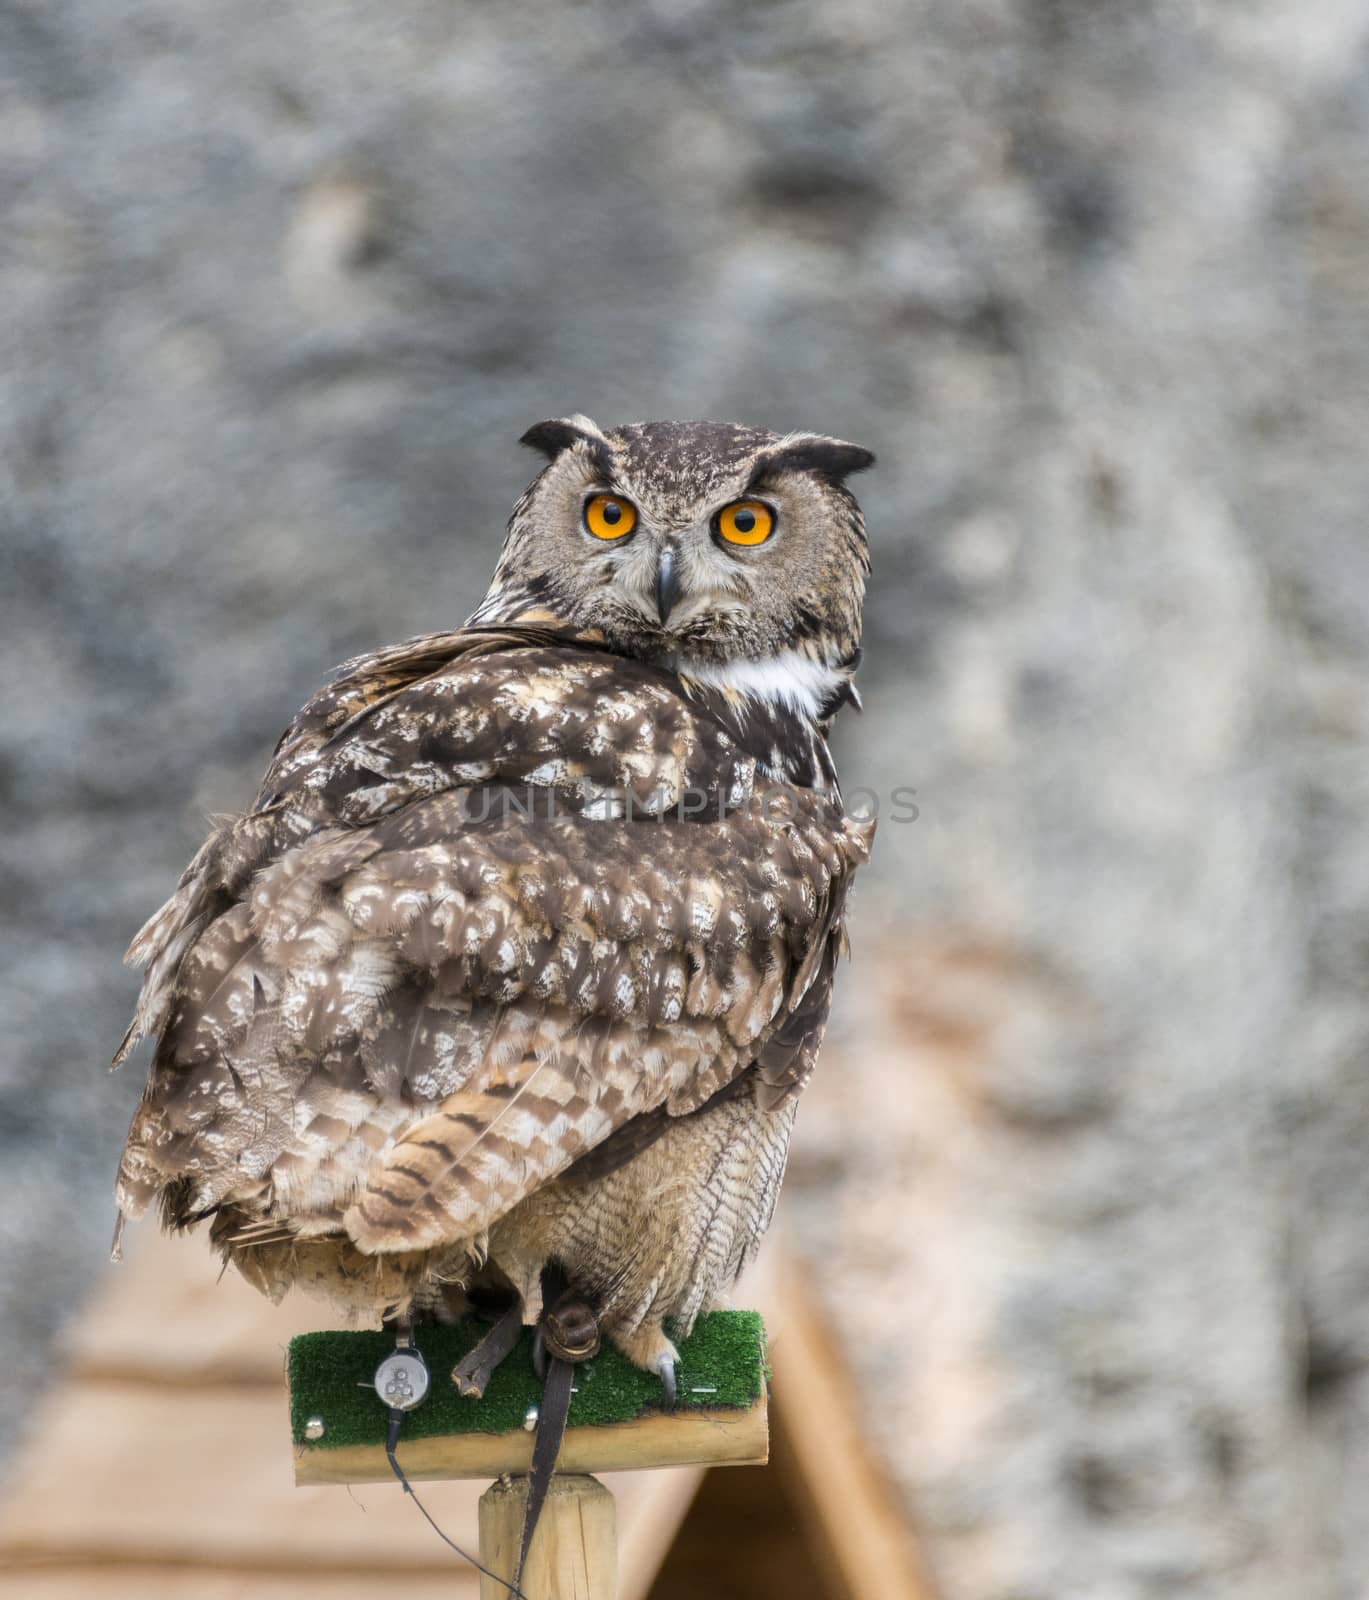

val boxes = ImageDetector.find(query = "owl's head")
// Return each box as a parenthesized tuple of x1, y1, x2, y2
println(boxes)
(472, 416, 874, 719)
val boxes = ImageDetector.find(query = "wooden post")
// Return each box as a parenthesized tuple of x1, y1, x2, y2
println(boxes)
(478, 1473, 617, 1600)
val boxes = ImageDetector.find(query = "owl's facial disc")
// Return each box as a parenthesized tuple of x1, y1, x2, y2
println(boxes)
(478, 417, 874, 676)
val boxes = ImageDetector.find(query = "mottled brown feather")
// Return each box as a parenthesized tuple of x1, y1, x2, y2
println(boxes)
(114, 615, 872, 1350)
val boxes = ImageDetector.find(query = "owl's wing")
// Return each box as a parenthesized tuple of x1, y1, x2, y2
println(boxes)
(112, 627, 750, 1069)
(115, 632, 871, 1257)
(109, 625, 490, 1070)
(338, 783, 869, 1252)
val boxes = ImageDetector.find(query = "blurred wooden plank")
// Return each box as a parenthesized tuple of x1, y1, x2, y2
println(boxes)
(64, 1230, 336, 1387)
(646, 1446, 843, 1600)
(0, 1381, 481, 1571)
(767, 1255, 934, 1600)
(0, 1573, 477, 1599)
(610, 1464, 704, 1600)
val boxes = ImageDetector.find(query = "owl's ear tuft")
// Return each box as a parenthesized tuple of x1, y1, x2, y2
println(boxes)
(519, 414, 610, 463)
(751, 434, 876, 488)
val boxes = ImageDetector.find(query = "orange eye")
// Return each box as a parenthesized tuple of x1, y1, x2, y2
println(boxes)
(584, 494, 638, 540)
(715, 500, 774, 547)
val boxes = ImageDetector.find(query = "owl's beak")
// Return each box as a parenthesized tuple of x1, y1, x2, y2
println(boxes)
(654, 548, 681, 625)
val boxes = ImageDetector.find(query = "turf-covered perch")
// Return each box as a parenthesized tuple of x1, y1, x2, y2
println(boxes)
(288, 1309, 770, 1486)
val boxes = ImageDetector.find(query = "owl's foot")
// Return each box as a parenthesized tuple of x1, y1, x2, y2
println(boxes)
(610, 1322, 679, 1409)
(450, 1301, 524, 1399)
(530, 1283, 601, 1380)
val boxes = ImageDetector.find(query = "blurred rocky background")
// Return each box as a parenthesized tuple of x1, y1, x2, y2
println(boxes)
(3, 1, 1369, 1596)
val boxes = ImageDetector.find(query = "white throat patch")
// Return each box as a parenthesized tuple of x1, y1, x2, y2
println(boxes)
(679, 650, 844, 721)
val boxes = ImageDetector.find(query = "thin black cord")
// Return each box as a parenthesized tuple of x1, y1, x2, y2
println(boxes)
(385, 1408, 526, 1600)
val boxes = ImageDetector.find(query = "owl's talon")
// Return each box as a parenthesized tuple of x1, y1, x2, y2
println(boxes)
(531, 1325, 547, 1382)
(657, 1354, 677, 1409)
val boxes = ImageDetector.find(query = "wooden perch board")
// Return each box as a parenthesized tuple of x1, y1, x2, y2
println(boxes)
(289, 1311, 770, 1486)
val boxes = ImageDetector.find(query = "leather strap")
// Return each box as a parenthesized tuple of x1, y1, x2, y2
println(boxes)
(513, 1272, 600, 1593)
(515, 1352, 575, 1591)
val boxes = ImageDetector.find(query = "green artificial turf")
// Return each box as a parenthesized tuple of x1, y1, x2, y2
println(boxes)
(289, 1310, 766, 1451)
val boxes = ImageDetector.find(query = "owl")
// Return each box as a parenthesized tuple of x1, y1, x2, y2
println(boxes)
(112, 416, 875, 1400)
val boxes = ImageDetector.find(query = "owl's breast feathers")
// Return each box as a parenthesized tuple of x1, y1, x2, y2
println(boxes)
(114, 626, 872, 1263)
